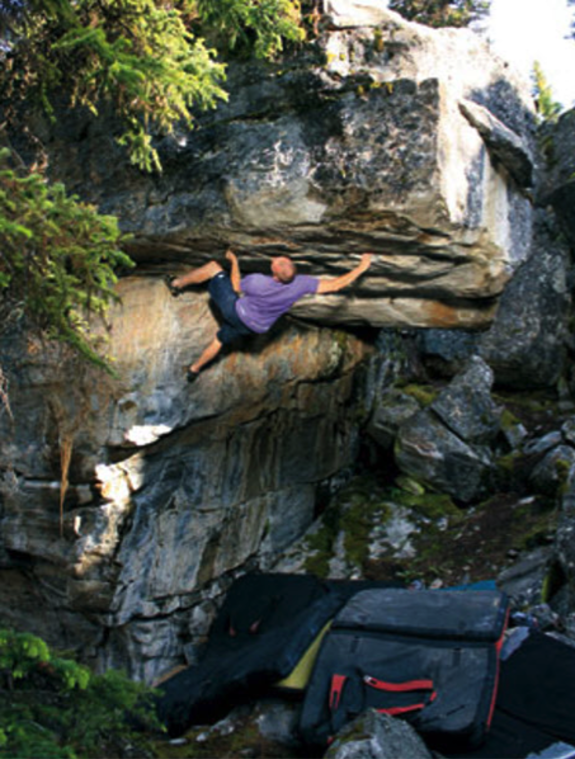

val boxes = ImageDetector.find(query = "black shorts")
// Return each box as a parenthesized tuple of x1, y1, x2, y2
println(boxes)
(208, 272, 254, 345)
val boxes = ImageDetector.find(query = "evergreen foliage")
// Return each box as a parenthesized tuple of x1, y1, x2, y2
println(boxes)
(532, 61, 563, 122)
(0, 147, 133, 373)
(0, 628, 161, 758)
(194, 0, 305, 60)
(0, 0, 303, 172)
(388, 0, 490, 28)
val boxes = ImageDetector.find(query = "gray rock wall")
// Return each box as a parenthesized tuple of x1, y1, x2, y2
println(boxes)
(0, 277, 368, 680)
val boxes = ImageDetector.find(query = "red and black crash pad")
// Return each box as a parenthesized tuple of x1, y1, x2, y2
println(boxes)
(298, 587, 509, 752)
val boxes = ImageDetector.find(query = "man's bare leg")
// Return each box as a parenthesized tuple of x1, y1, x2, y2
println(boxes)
(172, 260, 223, 290)
(189, 337, 223, 377)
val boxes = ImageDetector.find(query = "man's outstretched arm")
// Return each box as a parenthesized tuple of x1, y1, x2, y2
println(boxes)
(316, 253, 372, 294)
(226, 249, 242, 293)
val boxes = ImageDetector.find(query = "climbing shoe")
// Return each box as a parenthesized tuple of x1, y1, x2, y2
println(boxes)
(187, 368, 200, 384)
(164, 275, 181, 297)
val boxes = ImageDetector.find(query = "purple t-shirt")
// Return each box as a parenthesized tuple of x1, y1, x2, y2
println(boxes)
(235, 273, 319, 334)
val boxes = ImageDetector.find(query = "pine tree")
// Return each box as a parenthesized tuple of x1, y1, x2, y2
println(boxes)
(532, 61, 563, 122)
(388, 0, 490, 28)
(0, 148, 133, 374)
(0, 628, 161, 757)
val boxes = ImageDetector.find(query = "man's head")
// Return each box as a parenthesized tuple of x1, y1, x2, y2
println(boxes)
(271, 256, 297, 284)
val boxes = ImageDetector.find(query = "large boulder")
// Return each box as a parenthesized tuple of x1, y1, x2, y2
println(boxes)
(429, 355, 501, 445)
(394, 357, 500, 502)
(36, 6, 536, 330)
(477, 209, 571, 388)
(367, 389, 421, 451)
(394, 408, 493, 503)
(529, 445, 575, 498)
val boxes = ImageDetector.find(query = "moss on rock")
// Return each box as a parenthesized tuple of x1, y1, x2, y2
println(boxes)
(399, 383, 439, 407)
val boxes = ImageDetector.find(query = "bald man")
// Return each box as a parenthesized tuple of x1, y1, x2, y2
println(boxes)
(167, 249, 372, 382)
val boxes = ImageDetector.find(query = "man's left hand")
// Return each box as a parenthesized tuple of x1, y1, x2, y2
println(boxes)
(359, 252, 372, 270)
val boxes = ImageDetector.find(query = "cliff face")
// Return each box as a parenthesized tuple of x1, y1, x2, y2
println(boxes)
(1, 277, 368, 679)
(0, 5, 546, 680)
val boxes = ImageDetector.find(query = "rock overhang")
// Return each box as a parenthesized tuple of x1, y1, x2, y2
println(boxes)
(87, 9, 535, 332)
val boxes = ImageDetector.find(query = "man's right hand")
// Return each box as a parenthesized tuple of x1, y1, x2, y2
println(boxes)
(226, 248, 242, 293)
(317, 252, 373, 295)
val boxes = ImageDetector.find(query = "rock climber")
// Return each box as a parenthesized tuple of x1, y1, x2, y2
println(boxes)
(165, 249, 373, 382)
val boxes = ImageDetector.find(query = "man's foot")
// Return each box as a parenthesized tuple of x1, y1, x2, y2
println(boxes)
(187, 367, 200, 384)
(164, 274, 182, 297)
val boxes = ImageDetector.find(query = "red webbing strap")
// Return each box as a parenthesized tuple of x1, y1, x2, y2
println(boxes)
(329, 674, 348, 711)
(378, 703, 429, 717)
(364, 674, 437, 717)
(487, 607, 510, 728)
(363, 675, 435, 693)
